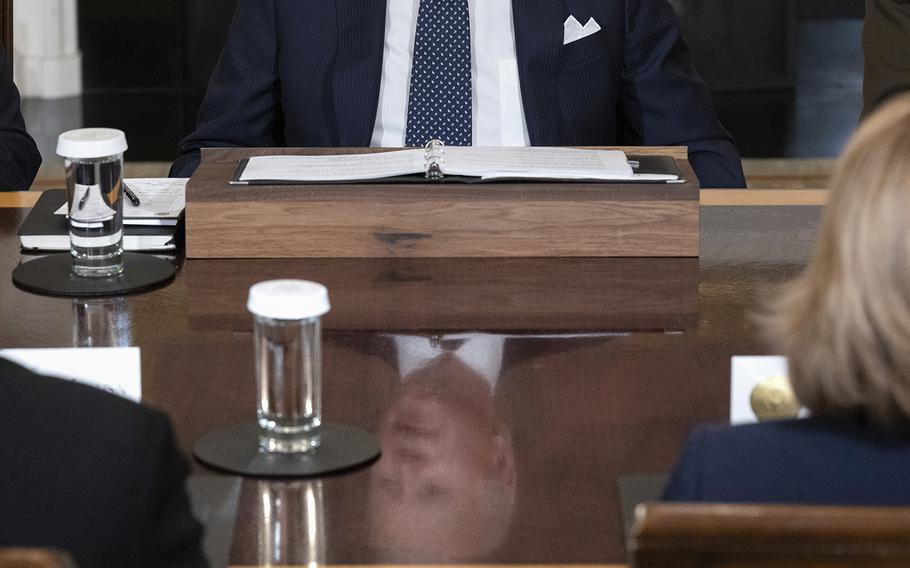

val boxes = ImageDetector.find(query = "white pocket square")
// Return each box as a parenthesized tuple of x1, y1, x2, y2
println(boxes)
(563, 15, 602, 46)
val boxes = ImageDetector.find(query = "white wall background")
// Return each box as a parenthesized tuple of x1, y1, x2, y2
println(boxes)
(13, 0, 82, 99)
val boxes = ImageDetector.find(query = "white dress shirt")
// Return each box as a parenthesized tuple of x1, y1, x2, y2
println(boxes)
(392, 333, 506, 389)
(370, 0, 531, 147)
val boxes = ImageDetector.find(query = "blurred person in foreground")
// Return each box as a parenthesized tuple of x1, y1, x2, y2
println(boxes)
(0, 46, 41, 191)
(0, 357, 208, 567)
(664, 92, 910, 504)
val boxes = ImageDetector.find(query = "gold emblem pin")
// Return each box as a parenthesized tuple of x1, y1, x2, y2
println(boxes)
(750, 375, 800, 421)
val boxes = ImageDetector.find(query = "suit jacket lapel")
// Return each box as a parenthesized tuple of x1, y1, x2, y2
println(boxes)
(512, 0, 564, 145)
(333, 0, 387, 146)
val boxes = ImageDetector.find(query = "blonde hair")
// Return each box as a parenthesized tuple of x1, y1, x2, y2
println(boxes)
(762, 93, 910, 433)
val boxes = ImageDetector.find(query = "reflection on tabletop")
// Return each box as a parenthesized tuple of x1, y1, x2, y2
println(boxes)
(0, 202, 826, 565)
(368, 351, 516, 562)
(255, 480, 326, 567)
(243, 349, 519, 566)
(72, 297, 132, 347)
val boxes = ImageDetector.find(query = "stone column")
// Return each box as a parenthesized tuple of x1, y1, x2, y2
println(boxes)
(13, 0, 82, 99)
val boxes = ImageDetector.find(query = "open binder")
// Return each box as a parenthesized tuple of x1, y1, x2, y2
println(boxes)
(229, 142, 684, 185)
(19, 189, 181, 252)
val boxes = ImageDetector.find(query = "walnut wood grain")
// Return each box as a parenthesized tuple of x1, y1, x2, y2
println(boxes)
(185, 147, 699, 258)
(0, 548, 76, 568)
(631, 503, 910, 568)
(186, 199, 699, 258)
(186, 257, 699, 332)
(0, 191, 42, 208)
(0, 205, 826, 566)
(701, 189, 827, 206)
(1, 189, 828, 210)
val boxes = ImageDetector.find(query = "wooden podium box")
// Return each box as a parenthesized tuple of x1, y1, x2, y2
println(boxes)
(185, 256, 699, 333)
(185, 147, 699, 259)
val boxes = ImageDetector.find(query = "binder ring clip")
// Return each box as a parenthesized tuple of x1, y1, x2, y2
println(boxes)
(424, 139, 445, 180)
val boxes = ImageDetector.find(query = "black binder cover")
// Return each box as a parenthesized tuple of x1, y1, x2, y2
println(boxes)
(18, 189, 181, 252)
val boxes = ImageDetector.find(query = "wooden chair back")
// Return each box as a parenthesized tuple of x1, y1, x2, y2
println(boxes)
(0, 548, 76, 568)
(630, 502, 910, 568)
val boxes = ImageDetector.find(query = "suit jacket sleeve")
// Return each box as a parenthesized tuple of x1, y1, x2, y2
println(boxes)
(170, 0, 281, 177)
(141, 415, 209, 568)
(661, 427, 707, 501)
(0, 48, 42, 191)
(621, 0, 746, 188)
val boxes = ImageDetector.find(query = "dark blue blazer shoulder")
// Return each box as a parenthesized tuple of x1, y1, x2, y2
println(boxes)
(663, 417, 910, 505)
(0, 358, 207, 568)
(172, 0, 746, 188)
(0, 47, 41, 191)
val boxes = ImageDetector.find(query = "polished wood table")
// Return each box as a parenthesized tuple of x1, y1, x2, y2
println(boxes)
(0, 190, 824, 566)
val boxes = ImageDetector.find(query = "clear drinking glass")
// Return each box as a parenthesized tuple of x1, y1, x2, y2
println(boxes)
(257, 480, 326, 567)
(248, 280, 331, 454)
(72, 298, 132, 348)
(254, 314, 322, 452)
(57, 129, 128, 277)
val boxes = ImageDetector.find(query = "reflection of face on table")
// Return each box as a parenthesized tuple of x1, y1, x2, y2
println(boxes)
(368, 353, 516, 561)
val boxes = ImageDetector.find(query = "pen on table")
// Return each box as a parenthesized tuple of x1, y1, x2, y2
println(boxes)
(123, 182, 141, 206)
(77, 186, 90, 210)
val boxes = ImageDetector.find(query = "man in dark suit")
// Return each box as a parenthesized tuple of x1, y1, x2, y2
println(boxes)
(171, 0, 746, 188)
(0, 357, 207, 568)
(0, 47, 41, 191)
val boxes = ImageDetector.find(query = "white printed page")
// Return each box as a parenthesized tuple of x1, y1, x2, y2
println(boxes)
(54, 178, 187, 225)
(0, 347, 142, 402)
(239, 150, 425, 182)
(123, 178, 187, 222)
(235, 147, 665, 182)
(442, 147, 634, 180)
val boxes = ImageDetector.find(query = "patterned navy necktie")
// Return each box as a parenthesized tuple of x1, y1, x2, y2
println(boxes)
(405, 0, 472, 147)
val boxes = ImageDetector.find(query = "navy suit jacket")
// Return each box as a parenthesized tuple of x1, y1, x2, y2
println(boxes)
(663, 417, 910, 505)
(0, 358, 207, 568)
(0, 47, 41, 191)
(172, 0, 746, 188)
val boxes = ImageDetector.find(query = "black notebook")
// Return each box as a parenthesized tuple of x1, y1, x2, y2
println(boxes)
(18, 189, 182, 252)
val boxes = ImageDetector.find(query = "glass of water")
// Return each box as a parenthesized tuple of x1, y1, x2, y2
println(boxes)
(248, 280, 331, 454)
(256, 480, 326, 566)
(57, 128, 128, 277)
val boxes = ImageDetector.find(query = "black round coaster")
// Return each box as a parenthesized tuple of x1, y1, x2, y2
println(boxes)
(193, 422, 381, 478)
(12, 252, 176, 297)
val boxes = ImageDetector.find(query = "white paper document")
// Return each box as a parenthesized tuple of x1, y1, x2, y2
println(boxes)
(54, 178, 187, 226)
(444, 147, 633, 179)
(240, 151, 425, 182)
(235, 147, 656, 183)
(0, 347, 142, 402)
(730, 356, 808, 424)
(121, 178, 187, 225)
